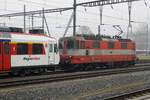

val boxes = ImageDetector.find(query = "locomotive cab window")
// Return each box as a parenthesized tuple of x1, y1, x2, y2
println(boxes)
(81, 41, 85, 49)
(17, 43, 28, 54)
(93, 41, 100, 48)
(66, 40, 74, 49)
(121, 43, 127, 49)
(4, 42, 9, 54)
(32, 44, 43, 54)
(108, 42, 114, 49)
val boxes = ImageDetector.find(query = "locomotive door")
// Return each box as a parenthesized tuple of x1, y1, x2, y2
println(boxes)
(0, 40, 11, 71)
(48, 43, 54, 64)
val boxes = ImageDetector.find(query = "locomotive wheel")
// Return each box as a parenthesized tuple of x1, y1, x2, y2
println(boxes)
(19, 70, 31, 76)
(24, 70, 31, 75)
(106, 62, 114, 69)
(9, 71, 19, 76)
(79, 65, 86, 71)
(129, 61, 135, 66)
(19, 71, 26, 77)
(60, 65, 75, 71)
(38, 68, 48, 74)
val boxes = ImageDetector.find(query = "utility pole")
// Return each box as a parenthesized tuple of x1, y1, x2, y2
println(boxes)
(31, 14, 34, 30)
(42, 8, 45, 31)
(63, 12, 74, 37)
(98, 6, 103, 36)
(24, 5, 26, 33)
(44, 15, 51, 36)
(146, 6, 149, 56)
(73, 0, 76, 36)
(127, 1, 132, 39)
(146, 23, 148, 55)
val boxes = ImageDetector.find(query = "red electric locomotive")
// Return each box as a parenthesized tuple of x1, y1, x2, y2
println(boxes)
(59, 34, 136, 70)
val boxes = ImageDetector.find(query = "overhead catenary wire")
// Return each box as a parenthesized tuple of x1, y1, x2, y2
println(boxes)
(18, 0, 73, 8)
(0, 0, 146, 37)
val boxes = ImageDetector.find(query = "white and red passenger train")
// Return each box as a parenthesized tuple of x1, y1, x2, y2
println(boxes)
(0, 31, 59, 75)
(0, 27, 136, 75)
(59, 34, 136, 70)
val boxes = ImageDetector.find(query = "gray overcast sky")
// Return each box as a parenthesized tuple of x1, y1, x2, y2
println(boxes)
(0, 0, 149, 38)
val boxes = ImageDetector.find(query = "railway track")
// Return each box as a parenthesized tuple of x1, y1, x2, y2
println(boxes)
(106, 88, 150, 100)
(0, 60, 149, 78)
(0, 59, 149, 79)
(0, 64, 150, 89)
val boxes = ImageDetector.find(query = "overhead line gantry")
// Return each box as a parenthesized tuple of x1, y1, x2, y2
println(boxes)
(76, 0, 141, 7)
(73, 0, 142, 36)
(0, 0, 143, 36)
(0, 7, 73, 17)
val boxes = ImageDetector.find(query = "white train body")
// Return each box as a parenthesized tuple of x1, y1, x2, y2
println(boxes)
(0, 32, 60, 73)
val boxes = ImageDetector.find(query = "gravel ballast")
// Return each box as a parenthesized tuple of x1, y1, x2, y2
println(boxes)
(0, 70, 150, 100)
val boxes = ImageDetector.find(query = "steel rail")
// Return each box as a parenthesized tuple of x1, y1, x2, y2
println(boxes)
(0, 64, 150, 89)
(0, 60, 149, 79)
(106, 88, 150, 100)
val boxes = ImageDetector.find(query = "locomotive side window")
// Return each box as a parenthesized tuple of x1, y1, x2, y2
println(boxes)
(4, 42, 9, 54)
(93, 41, 100, 48)
(81, 41, 85, 49)
(74, 40, 79, 49)
(17, 43, 28, 54)
(66, 40, 74, 49)
(49, 44, 53, 52)
(32, 44, 43, 54)
(121, 43, 127, 49)
(108, 42, 114, 49)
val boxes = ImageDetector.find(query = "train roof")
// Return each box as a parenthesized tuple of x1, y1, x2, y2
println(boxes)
(60, 34, 132, 42)
(0, 32, 56, 42)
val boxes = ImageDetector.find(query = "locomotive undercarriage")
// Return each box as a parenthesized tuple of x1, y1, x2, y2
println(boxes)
(60, 60, 135, 71)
